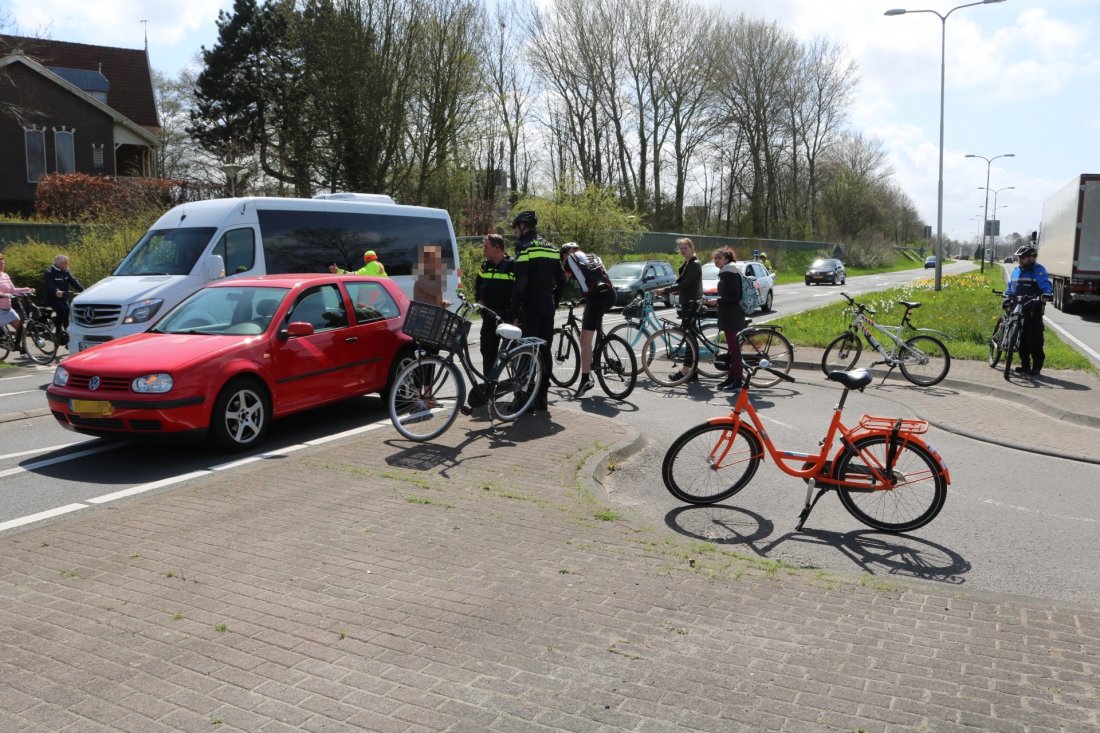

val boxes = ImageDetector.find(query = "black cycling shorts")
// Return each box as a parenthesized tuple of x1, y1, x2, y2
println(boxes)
(581, 287, 615, 331)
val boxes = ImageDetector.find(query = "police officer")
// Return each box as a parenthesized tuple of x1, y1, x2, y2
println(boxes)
(1003, 243, 1053, 376)
(476, 233, 515, 373)
(509, 211, 564, 413)
(329, 250, 387, 277)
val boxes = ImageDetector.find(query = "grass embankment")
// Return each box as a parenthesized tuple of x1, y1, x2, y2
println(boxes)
(767, 270, 1096, 373)
(770, 250, 947, 286)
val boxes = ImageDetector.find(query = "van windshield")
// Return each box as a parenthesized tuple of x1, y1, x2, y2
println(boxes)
(114, 228, 217, 276)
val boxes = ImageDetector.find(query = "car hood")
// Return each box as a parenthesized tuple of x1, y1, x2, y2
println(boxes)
(808, 266, 837, 272)
(610, 276, 640, 286)
(61, 332, 254, 374)
(75, 274, 189, 304)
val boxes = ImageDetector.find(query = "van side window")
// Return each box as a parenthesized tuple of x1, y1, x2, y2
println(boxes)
(344, 282, 399, 323)
(288, 285, 348, 332)
(212, 228, 256, 275)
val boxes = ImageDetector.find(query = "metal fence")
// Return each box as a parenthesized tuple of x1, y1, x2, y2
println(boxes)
(0, 222, 84, 250)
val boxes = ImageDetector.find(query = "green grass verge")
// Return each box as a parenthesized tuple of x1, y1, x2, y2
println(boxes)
(767, 270, 1096, 373)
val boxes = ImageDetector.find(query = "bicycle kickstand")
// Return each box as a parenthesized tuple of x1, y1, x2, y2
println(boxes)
(796, 478, 830, 531)
(868, 360, 896, 385)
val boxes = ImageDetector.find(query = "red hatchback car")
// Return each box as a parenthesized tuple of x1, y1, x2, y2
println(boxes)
(47, 274, 414, 451)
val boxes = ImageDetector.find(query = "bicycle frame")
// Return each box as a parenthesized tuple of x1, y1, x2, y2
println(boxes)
(706, 378, 950, 490)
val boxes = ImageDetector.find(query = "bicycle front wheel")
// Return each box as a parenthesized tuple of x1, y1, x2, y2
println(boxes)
(834, 434, 947, 533)
(821, 332, 861, 375)
(594, 333, 637, 400)
(1002, 321, 1019, 379)
(740, 328, 794, 388)
(0, 324, 13, 361)
(606, 321, 652, 375)
(388, 355, 464, 441)
(898, 335, 950, 386)
(488, 346, 542, 422)
(987, 317, 1004, 368)
(694, 320, 728, 379)
(641, 327, 697, 387)
(547, 328, 580, 388)
(24, 321, 59, 365)
(663, 423, 763, 504)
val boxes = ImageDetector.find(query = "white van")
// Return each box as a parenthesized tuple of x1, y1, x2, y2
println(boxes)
(68, 194, 462, 352)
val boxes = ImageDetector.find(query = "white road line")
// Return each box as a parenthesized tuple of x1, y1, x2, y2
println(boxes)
(0, 389, 39, 398)
(0, 503, 87, 533)
(1045, 318, 1100, 363)
(87, 470, 212, 504)
(0, 443, 123, 479)
(0, 442, 83, 461)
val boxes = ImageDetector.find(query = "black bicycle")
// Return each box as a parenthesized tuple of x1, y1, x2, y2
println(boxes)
(547, 300, 637, 400)
(0, 295, 60, 365)
(989, 289, 1046, 380)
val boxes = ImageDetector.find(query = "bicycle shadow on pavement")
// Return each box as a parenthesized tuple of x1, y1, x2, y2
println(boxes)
(664, 505, 971, 585)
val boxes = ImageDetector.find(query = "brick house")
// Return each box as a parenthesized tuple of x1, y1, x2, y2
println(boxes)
(0, 35, 161, 215)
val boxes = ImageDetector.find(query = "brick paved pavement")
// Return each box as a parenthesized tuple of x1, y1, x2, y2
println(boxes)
(1, 399, 1098, 731)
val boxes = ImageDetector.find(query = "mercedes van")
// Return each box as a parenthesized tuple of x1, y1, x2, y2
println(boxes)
(68, 194, 461, 352)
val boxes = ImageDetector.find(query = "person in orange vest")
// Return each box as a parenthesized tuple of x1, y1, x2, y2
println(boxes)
(329, 250, 387, 277)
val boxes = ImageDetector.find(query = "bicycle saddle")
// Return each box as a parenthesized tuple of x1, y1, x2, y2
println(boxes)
(826, 368, 873, 390)
(898, 301, 921, 309)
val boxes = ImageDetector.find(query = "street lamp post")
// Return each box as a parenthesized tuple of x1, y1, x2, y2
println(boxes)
(966, 153, 1014, 273)
(980, 185, 1014, 264)
(886, 0, 1007, 291)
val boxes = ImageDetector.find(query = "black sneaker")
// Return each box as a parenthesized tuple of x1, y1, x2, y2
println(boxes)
(1013, 365, 1031, 374)
(575, 376, 594, 398)
(717, 379, 743, 391)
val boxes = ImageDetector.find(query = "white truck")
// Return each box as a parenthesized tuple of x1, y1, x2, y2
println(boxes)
(68, 194, 462, 352)
(1038, 174, 1100, 312)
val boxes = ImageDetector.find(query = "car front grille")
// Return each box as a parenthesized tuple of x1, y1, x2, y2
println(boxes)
(72, 304, 123, 328)
(67, 374, 132, 392)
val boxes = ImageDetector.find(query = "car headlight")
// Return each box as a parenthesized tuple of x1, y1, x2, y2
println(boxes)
(53, 365, 70, 387)
(122, 299, 164, 324)
(132, 374, 173, 393)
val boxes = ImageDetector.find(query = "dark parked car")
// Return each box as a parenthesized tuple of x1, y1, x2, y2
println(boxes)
(805, 258, 846, 286)
(607, 260, 677, 306)
(924, 256, 937, 269)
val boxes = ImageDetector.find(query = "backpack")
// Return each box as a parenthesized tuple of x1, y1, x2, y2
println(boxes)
(738, 270, 760, 314)
(569, 252, 613, 294)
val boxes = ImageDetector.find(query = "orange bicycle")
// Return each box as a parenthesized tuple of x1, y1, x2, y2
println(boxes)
(662, 362, 950, 533)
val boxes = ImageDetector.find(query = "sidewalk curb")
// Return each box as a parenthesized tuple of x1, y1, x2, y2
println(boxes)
(581, 421, 646, 502)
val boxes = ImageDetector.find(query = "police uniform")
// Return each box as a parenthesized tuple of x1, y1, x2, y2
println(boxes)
(510, 232, 564, 410)
(476, 254, 515, 373)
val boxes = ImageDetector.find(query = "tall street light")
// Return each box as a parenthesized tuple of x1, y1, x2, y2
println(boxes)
(887, 0, 1007, 290)
(965, 152, 1014, 273)
(980, 185, 1014, 265)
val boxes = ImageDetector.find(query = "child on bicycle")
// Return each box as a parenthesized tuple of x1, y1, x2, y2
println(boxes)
(560, 243, 615, 397)
(714, 247, 747, 390)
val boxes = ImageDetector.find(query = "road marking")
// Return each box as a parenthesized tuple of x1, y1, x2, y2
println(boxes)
(0, 389, 39, 398)
(0, 503, 87, 532)
(1044, 318, 1100, 363)
(87, 470, 212, 504)
(979, 497, 1096, 524)
(0, 443, 123, 479)
(0, 441, 84, 461)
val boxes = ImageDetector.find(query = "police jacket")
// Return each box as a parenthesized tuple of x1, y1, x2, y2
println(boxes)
(1005, 263, 1053, 299)
(510, 233, 564, 317)
(476, 255, 515, 318)
(44, 266, 84, 307)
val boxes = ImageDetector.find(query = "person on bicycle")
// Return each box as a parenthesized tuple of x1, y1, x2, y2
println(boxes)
(713, 247, 747, 390)
(509, 210, 564, 413)
(559, 243, 615, 397)
(44, 254, 84, 338)
(1003, 243, 1053, 376)
(0, 252, 36, 355)
(476, 233, 515, 373)
(660, 237, 703, 382)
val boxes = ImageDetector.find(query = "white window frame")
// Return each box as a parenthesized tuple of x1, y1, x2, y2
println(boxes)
(92, 144, 104, 168)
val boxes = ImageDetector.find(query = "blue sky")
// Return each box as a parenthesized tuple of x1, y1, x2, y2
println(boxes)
(5, 0, 1099, 246)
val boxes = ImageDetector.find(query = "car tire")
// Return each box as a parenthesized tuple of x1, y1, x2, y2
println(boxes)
(805, 278, 811, 286)
(209, 376, 271, 452)
(383, 346, 417, 398)
(841, 274, 846, 285)
(830, 275, 837, 285)
(763, 289, 773, 312)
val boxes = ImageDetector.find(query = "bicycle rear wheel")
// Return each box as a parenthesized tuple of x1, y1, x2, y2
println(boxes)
(548, 328, 580, 388)
(694, 320, 727, 379)
(898, 335, 950, 387)
(740, 328, 794, 388)
(641, 327, 697, 387)
(663, 423, 763, 504)
(388, 355, 464, 441)
(606, 321, 652, 376)
(834, 434, 947, 533)
(489, 346, 542, 422)
(987, 317, 1004, 368)
(594, 333, 637, 400)
(821, 332, 861, 375)
(24, 321, 59, 365)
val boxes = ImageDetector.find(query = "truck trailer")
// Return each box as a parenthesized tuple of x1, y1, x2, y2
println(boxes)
(1038, 174, 1100, 312)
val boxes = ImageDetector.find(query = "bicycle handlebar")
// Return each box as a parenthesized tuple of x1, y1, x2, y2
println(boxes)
(839, 291, 875, 315)
(455, 291, 502, 323)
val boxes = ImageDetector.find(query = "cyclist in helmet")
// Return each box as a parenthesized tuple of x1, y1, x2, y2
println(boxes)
(559, 242, 614, 397)
(1003, 243, 1053, 376)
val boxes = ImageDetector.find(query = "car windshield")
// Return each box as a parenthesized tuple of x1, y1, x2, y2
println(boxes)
(152, 286, 291, 335)
(608, 262, 644, 278)
(811, 259, 832, 269)
(115, 228, 217, 276)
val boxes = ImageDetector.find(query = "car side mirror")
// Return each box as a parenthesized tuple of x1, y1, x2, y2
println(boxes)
(206, 254, 226, 281)
(280, 321, 314, 340)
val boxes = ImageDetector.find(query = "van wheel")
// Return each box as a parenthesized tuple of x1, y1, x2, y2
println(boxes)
(210, 377, 270, 451)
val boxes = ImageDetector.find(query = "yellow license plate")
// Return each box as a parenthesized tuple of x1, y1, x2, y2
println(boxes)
(70, 399, 114, 416)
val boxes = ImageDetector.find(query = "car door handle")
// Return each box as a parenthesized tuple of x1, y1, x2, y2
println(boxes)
(345, 336, 359, 343)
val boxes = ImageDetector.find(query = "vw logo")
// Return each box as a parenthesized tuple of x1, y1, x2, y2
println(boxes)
(82, 306, 95, 322)
(88, 376, 101, 391)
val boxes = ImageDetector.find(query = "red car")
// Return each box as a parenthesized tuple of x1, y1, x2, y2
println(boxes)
(47, 274, 415, 451)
